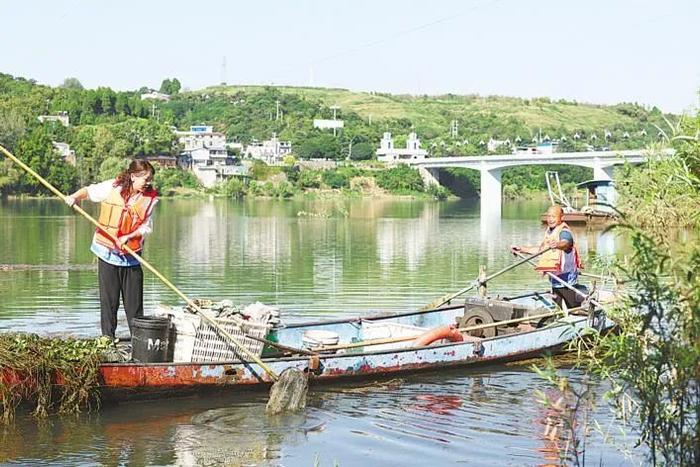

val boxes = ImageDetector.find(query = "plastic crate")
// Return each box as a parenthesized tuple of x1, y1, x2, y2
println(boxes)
(191, 314, 271, 363)
(159, 307, 271, 363)
(168, 311, 200, 363)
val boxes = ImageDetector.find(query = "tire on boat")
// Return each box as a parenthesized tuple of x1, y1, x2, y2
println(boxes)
(457, 307, 496, 338)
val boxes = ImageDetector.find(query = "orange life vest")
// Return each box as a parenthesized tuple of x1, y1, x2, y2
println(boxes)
(94, 184, 157, 253)
(535, 222, 583, 273)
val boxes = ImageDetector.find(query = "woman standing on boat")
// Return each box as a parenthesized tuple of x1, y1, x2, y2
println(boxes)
(65, 160, 158, 339)
(511, 205, 582, 309)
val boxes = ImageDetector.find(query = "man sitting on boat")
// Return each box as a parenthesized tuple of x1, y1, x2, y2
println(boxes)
(511, 205, 583, 310)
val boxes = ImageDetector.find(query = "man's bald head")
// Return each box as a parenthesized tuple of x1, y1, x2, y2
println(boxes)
(546, 205, 563, 227)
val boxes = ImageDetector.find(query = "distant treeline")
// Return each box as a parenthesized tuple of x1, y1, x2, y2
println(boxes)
(0, 72, 672, 197)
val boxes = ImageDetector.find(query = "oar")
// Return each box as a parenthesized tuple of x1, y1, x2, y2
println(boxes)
(513, 250, 607, 310)
(317, 308, 581, 352)
(422, 248, 553, 310)
(0, 144, 280, 381)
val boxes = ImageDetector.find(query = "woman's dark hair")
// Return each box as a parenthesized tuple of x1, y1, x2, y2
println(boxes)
(115, 160, 155, 197)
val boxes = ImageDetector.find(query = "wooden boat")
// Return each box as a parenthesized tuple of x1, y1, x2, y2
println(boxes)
(98, 295, 613, 402)
(540, 209, 617, 226)
(541, 173, 618, 225)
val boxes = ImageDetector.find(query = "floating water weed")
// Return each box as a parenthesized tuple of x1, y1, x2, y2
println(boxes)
(0, 334, 112, 423)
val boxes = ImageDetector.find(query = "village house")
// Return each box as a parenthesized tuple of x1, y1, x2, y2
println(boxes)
(376, 132, 427, 162)
(38, 111, 70, 127)
(135, 155, 179, 168)
(52, 141, 75, 165)
(244, 134, 292, 165)
(173, 124, 246, 188)
(140, 90, 171, 101)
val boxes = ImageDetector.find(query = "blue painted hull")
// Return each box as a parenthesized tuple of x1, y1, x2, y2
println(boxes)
(100, 304, 612, 401)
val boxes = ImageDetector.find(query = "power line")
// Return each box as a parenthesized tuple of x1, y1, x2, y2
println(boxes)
(270, 0, 505, 83)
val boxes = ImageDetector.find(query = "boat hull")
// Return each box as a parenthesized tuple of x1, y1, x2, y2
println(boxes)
(99, 314, 610, 402)
(540, 211, 616, 225)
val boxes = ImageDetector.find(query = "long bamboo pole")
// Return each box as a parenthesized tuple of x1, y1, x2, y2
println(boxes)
(0, 144, 279, 381)
(422, 248, 554, 310)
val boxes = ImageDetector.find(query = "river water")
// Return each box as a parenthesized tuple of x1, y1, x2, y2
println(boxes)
(0, 197, 641, 466)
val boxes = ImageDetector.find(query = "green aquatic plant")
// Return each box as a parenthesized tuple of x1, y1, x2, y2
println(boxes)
(538, 225, 700, 466)
(583, 229, 700, 466)
(0, 334, 113, 423)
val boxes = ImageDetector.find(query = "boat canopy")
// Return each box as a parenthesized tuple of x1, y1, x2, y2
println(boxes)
(576, 179, 615, 189)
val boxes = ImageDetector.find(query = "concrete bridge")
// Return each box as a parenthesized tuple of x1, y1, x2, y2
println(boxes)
(405, 149, 653, 218)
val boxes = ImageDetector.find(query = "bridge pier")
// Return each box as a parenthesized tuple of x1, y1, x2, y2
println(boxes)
(480, 167, 502, 220)
(418, 167, 440, 186)
(593, 161, 614, 181)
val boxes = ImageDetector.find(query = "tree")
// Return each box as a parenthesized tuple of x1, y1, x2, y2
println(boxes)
(60, 77, 84, 90)
(349, 141, 374, 161)
(14, 126, 77, 194)
(322, 170, 349, 189)
(0, 109, 27, 151)
(375, 164, 424, 193)
(159, 79, 172, 95)
(159, 78, 181, 95)
(170, 78, 181, 95)
(99, 88, 115, 115)
(296, 134, 341, 160)
(98, 156, 127, 180)
(114, 93, 130, 115)
(0, 159, 22, 196)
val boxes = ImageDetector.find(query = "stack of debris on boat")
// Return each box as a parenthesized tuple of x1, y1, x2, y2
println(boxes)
(116, 300, 283, 364)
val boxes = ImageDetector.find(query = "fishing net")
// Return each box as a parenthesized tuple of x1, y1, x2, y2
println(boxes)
(265, 368, 308, 415)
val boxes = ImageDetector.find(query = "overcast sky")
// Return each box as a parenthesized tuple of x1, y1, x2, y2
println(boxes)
(1, 0, 698, 113)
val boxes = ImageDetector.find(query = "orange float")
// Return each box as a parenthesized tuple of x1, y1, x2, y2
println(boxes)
(413, 325, 464, 347)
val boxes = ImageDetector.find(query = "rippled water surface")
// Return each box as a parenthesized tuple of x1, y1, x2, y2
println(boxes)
(0, 198, 639, 465)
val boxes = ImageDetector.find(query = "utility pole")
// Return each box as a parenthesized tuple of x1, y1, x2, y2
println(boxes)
(221, 56, 227, 85)
(276, 100, 280, 121)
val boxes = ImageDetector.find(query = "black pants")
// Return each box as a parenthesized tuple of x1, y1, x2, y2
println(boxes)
(552, 287, 581, 310)
(98, 259, 144, 339)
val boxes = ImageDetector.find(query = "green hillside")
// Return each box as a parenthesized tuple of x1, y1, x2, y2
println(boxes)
(194, 84, 665, 151)
(0, 72, 675, 197)
(201, 84, 645, 129)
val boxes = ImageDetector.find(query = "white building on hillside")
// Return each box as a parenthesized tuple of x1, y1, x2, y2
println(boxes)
(487, 138, 511, 153)
(52, 141, 75, 165)
(245, 134, 292, 165)
(175, 125, 227, 152)
(141, 90, 171, 101)
(313, 119, 344, 130)
(38, 112, 70, 127)
(174, 124, 245, 188)
(376, 132, 428, 162)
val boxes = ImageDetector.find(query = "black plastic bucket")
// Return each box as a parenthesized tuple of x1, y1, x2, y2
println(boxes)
(132, 316, 172, 363)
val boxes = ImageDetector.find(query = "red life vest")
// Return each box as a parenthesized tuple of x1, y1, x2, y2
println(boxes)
(94, 183, 157, 253)
(535, 222, 583, 273)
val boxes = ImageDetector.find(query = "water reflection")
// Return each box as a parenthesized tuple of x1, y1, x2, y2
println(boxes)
(376, 202, 439, 271)
(1, 198, 629, 331)
(0, 365, 642, 465)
